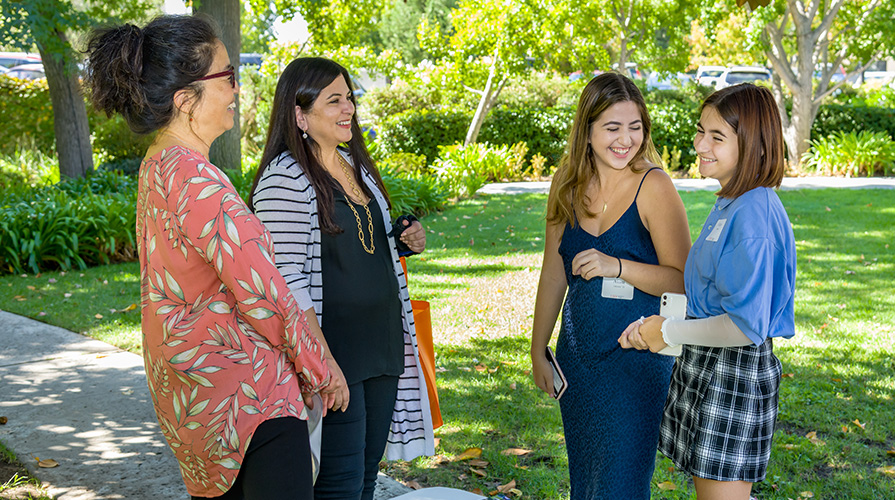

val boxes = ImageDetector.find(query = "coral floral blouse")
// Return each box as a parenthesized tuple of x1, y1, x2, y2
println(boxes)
(137, 147, 330, 497)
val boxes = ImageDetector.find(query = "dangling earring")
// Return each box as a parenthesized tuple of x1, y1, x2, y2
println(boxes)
(302, 130, 308, 139)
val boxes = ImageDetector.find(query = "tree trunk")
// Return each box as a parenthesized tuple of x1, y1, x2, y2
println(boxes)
(195, 0, 242, 171)
(37, 31, 92, 179)
(464, 62, 506, 146)
(786, 88, 819, 165)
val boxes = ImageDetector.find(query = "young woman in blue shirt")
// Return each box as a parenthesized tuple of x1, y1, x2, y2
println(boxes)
(619, 83, 796, 500)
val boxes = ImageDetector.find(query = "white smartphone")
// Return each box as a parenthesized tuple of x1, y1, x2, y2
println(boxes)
(657, 292, 687, 356)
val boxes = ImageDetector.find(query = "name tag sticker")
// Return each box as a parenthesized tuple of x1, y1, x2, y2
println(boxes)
(601, 278, 634, 300)
(705, 218, 727, 242)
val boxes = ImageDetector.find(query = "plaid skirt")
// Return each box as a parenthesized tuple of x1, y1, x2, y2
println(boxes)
(658, 339, 782, 482)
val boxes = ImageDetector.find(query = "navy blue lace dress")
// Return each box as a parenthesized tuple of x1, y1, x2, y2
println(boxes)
(556, 170, 674, 499)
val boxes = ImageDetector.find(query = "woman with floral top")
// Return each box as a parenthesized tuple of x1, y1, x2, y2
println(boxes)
(85, 15, 348, 500)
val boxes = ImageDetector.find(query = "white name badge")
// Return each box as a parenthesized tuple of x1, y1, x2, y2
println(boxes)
(705, 218, 727, 242)
(601, 278, 634, 300)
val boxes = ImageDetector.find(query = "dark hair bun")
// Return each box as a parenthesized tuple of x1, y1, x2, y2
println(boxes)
(86, 24, 148, 121)
(85, 15, 219, 135)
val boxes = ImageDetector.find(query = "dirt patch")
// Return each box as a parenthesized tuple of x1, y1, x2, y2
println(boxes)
(0, 458, 46, 500)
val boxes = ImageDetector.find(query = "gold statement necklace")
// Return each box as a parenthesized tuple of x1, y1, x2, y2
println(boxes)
(338, 154, 375, 254)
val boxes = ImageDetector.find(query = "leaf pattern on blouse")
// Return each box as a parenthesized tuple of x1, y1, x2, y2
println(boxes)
(136, 146, 330, 496)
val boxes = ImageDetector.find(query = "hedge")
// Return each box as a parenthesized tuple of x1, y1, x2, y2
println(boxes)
(812, 104, 895, 141)
(0, 75, 55, 154)
(0, 73, 153, 162)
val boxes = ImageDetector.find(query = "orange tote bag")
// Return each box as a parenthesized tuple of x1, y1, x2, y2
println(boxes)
(400, 257, 443, 429)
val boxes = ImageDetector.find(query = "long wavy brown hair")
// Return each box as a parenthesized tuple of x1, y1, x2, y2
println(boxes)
(546, 72, 660, 227)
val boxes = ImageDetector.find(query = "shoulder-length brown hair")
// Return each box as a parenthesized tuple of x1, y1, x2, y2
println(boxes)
(546, 72, 660, 227)
(247, 57, 389, 234)
(701, 83, 785, 199)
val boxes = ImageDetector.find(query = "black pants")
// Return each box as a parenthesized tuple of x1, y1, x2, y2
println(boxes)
(314, 374, 400, 500)
(191, 417, 313, 500)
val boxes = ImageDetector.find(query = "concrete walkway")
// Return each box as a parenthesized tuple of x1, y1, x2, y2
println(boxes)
(0, 310, 412, 499)
(477, 175, 895, 194)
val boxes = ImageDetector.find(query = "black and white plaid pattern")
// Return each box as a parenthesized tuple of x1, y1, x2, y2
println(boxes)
(659, 339, 782, 482)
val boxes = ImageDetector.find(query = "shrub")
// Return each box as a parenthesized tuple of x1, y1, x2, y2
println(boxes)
(89, 109, 155, 164)
(813, 105, 895, 141)
(431, 142, 530, 198)
(826, 84, 895, 108)
(0, 147, 59, 190)
(0, 74, 153, 162)
(239, 63, 279, 156)
(97, 157, 143, 177)
(494, 72, 578, 109)
(380, 164, 448, 216)
(378, 109, 471, 163)
(361, 81, 445, 124)
(378, 106, 572, 167)
(0, 75, 55, 154)
(0, 170, 137, 274)
(379, 152, 428, 176)
(479, 107, 571, 166)
(431, 143, 490, 199)
(801, 130, 895, 177)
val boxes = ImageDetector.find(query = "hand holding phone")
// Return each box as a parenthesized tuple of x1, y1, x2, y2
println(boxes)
(544, 346, 568, 399)
(657, 292, 687, 356)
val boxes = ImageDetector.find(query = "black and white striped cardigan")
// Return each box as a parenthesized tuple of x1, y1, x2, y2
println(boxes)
(252, 150, 435, 460)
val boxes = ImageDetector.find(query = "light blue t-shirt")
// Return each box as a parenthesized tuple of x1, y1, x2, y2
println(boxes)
(685, 187, 797, 345)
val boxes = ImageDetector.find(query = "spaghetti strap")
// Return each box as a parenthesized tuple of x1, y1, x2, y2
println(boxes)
(634, 167, 661, 201)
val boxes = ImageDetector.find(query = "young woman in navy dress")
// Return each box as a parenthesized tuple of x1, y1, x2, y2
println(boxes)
(620, 83, 796, 500)
(530, 73, 691, 499)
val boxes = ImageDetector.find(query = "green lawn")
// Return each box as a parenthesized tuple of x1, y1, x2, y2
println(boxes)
(1, 189, 894, 499)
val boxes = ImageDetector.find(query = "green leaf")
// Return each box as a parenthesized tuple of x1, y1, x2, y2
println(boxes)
(170, 345, 201, 365)
(240, 382, 259, 401)
(244, 307, 275, 320)
(209, 301, 232, 314)
(213, 457, 241, 470)
(187, 398, 211, 417)
(223, 213, 240, 248)
(240, 405, 260, 414)
(164, 269, 184, 300)
(196, 184, 223, 200)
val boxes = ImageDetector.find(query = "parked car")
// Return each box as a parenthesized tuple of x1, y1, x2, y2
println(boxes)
(239, 53, 263, 67)
(695, 65, 726, 88)
(715, 66, 771, 89)
(646, 72, 693, 90)
(862, 71, 895, 86)
(5, 63, 45, 80)
(0, 51, 41, 70)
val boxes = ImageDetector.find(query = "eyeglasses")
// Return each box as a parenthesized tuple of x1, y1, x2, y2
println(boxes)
(196, 66, 236, 88)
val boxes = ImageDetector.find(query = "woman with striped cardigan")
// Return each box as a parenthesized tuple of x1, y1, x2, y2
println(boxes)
(248, 57, 435, 500)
